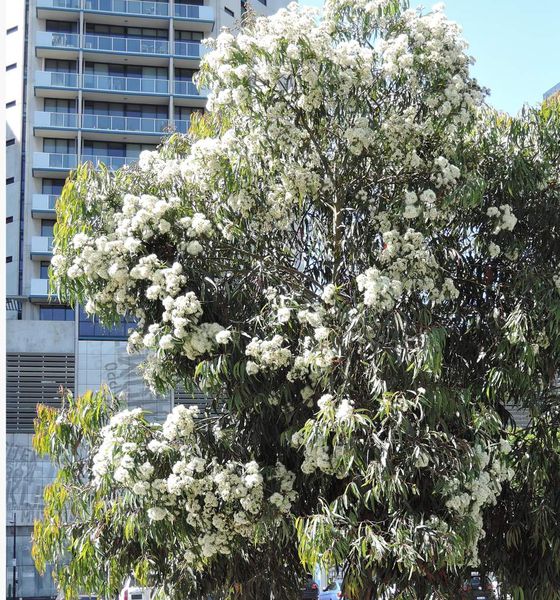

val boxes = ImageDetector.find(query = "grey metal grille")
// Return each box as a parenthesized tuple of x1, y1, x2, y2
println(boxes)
(174, 386, 213, 413)
(6, 353, 75, 432)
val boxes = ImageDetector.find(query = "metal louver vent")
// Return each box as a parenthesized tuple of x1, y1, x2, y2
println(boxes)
(174, 386, 214, 414)
(6, 353, 75, 432)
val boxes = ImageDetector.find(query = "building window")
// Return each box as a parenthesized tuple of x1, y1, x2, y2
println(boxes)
(42, 178, 65, 195)
(40, 261, 51, 279)
(78, 307, 135, 340)
(6, 100, 16, 108)
(41, 219, 56, 237)
(256, 0, 267, 4)
(6, 256, 13, 263)
(6, 138, 15, 146)
(6, 177, 14, 184)
(40, 306, 75, 321)
(224, 7, 234, 17)
(6, 216, 13, 224)
(7, 26, 18, 34)
(6, 63, 17, 71)
(46, 20, 78, 33)
(45, 59, 77, 73)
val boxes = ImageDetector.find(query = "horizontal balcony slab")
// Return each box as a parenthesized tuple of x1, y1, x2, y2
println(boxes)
(31, 195, 59, 219)
(29, 278, 59, 302)
(30, 236, 55, 261)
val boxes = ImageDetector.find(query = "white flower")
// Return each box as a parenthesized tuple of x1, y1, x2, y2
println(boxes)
(489, 242, 500, 258)
(147, 507, 168, 521)
(246, 361, 259, 375)
(186, 240, 203, 255)
(277, 307, 291, 324)
(215, 329, 232, 344)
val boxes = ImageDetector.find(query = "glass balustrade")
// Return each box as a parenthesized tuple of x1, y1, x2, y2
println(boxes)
(36, 31, 80, 48)
(82, 73, 169, 94)
(34, 152, 78, 170)
(84, 0, 170, 17)
(83, 34, 169, 55)
(35, 111, 78, 129)
(36, 71, 79, 89)
(174, 41, 205, 58)
(174, 80, 203, 96)
(81, 154, 138, 169)
(82, 114, 169, 133)
(32, 195, 59, 212)
(174, 4, 214, 20)
(37, 0, 80, 8)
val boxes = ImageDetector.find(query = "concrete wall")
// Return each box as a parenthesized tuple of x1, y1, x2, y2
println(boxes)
(7, 320, 75, 354)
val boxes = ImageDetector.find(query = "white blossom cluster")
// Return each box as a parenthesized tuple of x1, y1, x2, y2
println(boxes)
(486, 204, 518, 233)
(91, 404, 297, 564)
(444, 441, 514, 565)
(357, 229, 459, 312)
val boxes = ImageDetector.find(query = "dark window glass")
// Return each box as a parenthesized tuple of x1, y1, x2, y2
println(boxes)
(40, 306, 75, 321)
(45, 59, 77, 72)
(46, 20, 78, 33)
(43, 138, 75, 153)
(6, 138, 15, 146)
(44, 98, 75, 113)
(40, 261, 51, 279)
(6, 216, 14, 224)
(6, 177, 14, 184)
(42, 178, 65, 195)
(41, 220, 56, 237)
(7, 26, 18, 34)
(6, 100, 16, 108)
(6, 256, 13, 263)
(224, 7, 234, 17)
(6, 63, 17, 71)
(175, 68, 196, 81)
(78, 307, 135, 339)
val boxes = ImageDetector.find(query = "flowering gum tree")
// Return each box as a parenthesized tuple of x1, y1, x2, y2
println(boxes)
(33, 1, 560, 598)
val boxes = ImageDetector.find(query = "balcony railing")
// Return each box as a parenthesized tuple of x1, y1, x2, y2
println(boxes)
(82, 73, 169, 94)
(37, 0, 80, 8)
(31, 236, 55, 255)
(32, 194, 58, 214)
(36, 31, 80, 48)
(81, 154, 138, 169)
(174, 41, 206, 59)
(83, 34, 170, 55)
(35, 111, 78, 129)
(82, 114, 189, 134)
(34, 152, 78, 170)
(174, 4, 214, 21)
(84, 0, 170, 17)
(174, 80, 204, 97)
(30, 279, 52, 298)
(36, 70, 79, 89)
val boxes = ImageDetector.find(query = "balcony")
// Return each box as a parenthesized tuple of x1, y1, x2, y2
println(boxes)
(174, 4, 214, 32)
(32, 194, 59, 218)
(30, 279, 55, 301)
(34, 111, 79, 137)
(174, 80, 207, 107)
(83, 35, 170, 61)
(36, 31, 80, 59)
(33, 152, 78, 176)
(35, 71, 79, 98)
(173, 41, 208, 67)
(36, 0, 80, 19)
(31, 237, 55, 260)
(81, 114, 189, 139)
(82, 73, 169, 99)
(84, 0, 170, 26)
(80, 154, 138, 170)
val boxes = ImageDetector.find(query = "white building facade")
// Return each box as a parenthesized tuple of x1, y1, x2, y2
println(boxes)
(4, 0, 287, 597)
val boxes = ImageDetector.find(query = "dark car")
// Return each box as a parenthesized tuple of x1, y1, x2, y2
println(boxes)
(301, 573, 319, 600)
(460, 571, 495, 599)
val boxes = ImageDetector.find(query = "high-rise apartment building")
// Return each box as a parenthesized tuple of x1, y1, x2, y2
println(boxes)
(544, 82, 560, 102)
(4, 0, 287, 597)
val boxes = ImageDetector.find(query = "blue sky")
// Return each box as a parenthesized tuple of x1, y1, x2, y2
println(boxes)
(299, 0, 560, 115)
